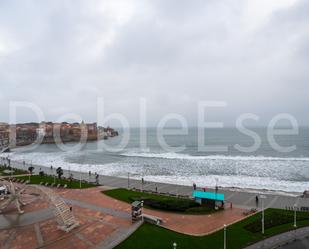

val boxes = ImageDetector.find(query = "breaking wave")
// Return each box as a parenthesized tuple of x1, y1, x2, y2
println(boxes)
(121, 151, 309, 162)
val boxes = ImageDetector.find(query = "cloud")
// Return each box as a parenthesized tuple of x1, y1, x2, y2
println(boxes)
(0, 0, 308, 126)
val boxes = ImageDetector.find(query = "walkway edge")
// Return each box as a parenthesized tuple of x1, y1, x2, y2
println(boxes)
(94, 220, 143, 249)
(243, 226, 309, 249)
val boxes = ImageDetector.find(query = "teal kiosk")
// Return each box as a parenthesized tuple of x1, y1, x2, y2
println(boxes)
(192, 190, 225, 209)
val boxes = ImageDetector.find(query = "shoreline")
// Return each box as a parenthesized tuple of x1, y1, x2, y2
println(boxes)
(1, 157, 304, 197)
(2, 157, 309, 211)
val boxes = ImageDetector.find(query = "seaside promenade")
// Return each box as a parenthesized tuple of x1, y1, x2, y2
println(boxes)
(6, 159, 309, 211)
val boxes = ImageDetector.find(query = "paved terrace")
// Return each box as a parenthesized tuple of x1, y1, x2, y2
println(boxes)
(9, 160, 309, 211)
(0, 185, 141, 249)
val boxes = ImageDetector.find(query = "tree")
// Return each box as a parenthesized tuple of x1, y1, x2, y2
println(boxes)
(28, 166, 34, 175)
(56, 167, 63, 179)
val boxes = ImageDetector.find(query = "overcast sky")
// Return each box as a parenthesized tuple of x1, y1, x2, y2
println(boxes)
(0, 0, 308, 127)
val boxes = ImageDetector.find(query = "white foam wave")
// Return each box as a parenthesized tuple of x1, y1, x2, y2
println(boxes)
(121, 151, 309, 161)
(3, 149, 309, 193)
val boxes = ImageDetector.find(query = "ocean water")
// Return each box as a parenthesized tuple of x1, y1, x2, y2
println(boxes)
(3, 128, 309, 193)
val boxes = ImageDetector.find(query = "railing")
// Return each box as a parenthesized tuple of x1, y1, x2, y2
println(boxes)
(29, 185, 79, 232)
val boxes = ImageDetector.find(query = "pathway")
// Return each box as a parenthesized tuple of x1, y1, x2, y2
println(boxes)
(244, 226, 309, 249)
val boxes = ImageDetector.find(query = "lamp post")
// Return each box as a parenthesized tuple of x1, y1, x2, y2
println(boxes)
(224, 224, 227, 249)
(294, 204, 297, 228)
(173, 242, 177, 249)
(141, 173, 144, 192)
(260, 195, 267, 234)
(141, 200, 144, 222)
(215, 177, 219, 200)
(79, 165, 82, 190)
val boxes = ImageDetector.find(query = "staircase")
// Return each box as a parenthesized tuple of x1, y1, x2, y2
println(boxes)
(33, 185, 79, 232)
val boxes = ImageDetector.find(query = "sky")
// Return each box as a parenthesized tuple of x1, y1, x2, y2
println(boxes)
(0, 0, 308, 127)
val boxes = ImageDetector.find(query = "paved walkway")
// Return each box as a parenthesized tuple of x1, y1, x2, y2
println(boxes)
(0, 207, 53, 229)
(0, 185, 134, 249)
(244, 226, 309, 249)
(280, 236, 309, 249)
(142, 206, 245, 235)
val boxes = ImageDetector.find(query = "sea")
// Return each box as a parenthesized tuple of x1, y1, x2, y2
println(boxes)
(3, 127, 309, 193)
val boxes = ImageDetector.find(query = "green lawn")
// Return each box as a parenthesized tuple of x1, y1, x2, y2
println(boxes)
(0, 165, 28, 176)
(115, 209, 309, 249)
(104, 188, 220, 214)
(16, 174, 97, 189)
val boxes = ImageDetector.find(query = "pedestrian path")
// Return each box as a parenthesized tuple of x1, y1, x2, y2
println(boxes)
(244, 226, 309, 249)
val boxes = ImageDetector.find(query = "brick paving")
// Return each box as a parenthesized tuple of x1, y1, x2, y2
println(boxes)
(144, 207, 245, 235)
(0, 185, 134, 249)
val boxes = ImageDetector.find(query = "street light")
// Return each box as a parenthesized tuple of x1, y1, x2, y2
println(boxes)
(294, 204, 297, 228)
(79, 165, 82, 190)
(141, 172, 144, 192)
(141, 200, 144, 222)
(224, 224, 227, 249)
(260, 195, 267, 234)
(215, 178, 219, 200)
(173, 242, 177, 249)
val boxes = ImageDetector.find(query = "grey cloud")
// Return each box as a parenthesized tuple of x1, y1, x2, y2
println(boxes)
(0, 0, 308, 126)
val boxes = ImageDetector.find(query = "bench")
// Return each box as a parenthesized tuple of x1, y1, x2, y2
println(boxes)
(143, 214, 163, 225)
(243, 208, 257, 216)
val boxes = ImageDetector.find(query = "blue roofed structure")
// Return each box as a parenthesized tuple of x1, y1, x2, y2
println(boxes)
(192, 190, 225, 201)
(192, 190, 225, 209)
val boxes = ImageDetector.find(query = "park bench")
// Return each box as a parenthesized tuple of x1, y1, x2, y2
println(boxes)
(45, 182, 49, 186)
(243, 208, 257, 216)
(57, 184, 61, 188)
(63, 184, 67, 188)
(143, 214, 163, 225)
